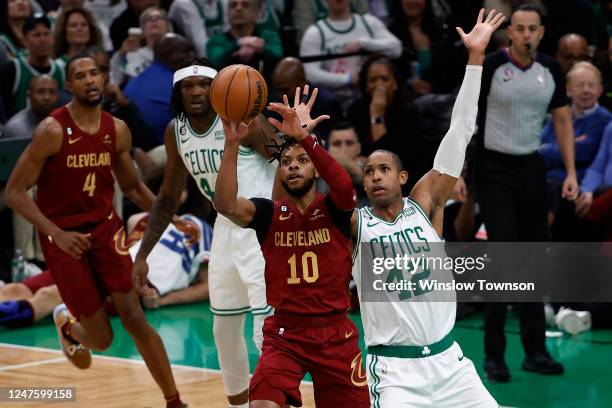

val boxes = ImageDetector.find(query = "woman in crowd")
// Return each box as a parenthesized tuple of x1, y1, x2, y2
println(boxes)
(110, 6, 171, 87)
(53, 7, 102, 68)
(0, 0, 33, 61)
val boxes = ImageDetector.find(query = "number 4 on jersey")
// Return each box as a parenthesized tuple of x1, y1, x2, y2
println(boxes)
(83, 172, 96, 197)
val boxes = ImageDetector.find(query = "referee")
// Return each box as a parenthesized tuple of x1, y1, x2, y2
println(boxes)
(476, 5, 578, 382)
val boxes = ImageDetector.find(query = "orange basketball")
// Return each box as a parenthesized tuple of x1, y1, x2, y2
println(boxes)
(209, 64, 268, 123)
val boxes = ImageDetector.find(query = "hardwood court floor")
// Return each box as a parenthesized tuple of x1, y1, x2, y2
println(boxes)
(1, 303, 611, 407)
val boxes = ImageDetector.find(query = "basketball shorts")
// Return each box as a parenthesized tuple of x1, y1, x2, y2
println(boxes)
(249, 312, 370, 408)
(366, 342, 497, 407)
(208, 216, 270, 316)
(22, 270, 55, 294)
(40, 211, 132, 318)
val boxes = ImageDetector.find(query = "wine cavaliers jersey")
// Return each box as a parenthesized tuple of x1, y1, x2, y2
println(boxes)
(248, 194, 353, 315)
(36, 106, 117, 229)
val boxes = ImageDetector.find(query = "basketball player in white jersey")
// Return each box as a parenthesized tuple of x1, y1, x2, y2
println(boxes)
(351, 10, 505, 407)
(132, 58, 277, 408)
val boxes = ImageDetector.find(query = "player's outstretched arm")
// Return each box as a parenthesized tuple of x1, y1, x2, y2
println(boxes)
(133, 122, 190, 292)
(214, 119, 259, 227)
(410, 9, 505, 234)
(5, 118, 92, 259)
(267, 87, 356, 211)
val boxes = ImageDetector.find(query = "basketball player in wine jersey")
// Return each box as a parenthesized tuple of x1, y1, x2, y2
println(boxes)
(132, 58, 279, 408)
(351, 10, 505, 407)
(5, 54, 192, 408)
(214, 89, 370, 407)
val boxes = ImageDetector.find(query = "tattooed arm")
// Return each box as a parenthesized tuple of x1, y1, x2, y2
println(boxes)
(132, 120, 189, 293)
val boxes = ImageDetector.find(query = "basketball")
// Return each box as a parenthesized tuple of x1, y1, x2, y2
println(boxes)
(209, 64, 268, 123)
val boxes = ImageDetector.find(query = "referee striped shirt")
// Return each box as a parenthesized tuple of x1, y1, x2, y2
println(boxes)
(477, 49, 567, 155)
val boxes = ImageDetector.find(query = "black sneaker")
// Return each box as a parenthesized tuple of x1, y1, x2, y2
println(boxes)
(522, 353, 564, 375)
(484, 356, 511, 382)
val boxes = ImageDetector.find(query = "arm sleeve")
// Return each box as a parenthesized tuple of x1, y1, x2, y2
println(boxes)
(358, 15, 402, 59)
(325, 195, 353, 238)
(298, 135, 356, 211)
(432, 65, 482, 178)
(300, 25, 351, 89)
(246, 197, 274, 243)
(547, 58, 569, 111)
(580, 125, 610, 193)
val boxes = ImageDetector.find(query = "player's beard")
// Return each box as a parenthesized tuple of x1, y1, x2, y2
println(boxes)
(281, 175, 315, 198)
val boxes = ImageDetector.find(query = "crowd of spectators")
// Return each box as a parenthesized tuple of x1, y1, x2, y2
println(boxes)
(0, 0, 611, 379)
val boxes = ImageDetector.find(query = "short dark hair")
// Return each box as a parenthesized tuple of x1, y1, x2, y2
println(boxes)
(65, 52, 98, 80)
(369, 149, 404, 172)
(331, 120, 355, 133)
(171, 57, 216, 120)
(22, 14, 51, 36)
(511, 4, 543, 24)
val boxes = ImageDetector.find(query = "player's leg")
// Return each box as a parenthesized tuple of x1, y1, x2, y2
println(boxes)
(233, 227, 272, 352)
(365, 354, 430, 408)
(89, 215, 184, 407)
(0, 283, 33, 301)
(209, 218, 252, 406)
(249, 317, 306, 408)
(431, 343, 497, 407)
(308, 319, 370, 407)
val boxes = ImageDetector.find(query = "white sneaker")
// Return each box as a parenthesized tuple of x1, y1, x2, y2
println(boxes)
(53, 304, 92, 369)
(555, 307, 591, 335)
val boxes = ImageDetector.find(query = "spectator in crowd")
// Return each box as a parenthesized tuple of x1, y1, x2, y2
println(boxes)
(0, 0, 33, 60)
(52, 7, 103, 68)
(540, 62, 611, 241)
(168, 0, 227, 58)
(123, 33, 194, 145)
(0, 14, 64, 118)
(270, 57, 342, 141)
(541, 62, 610, 184)
(207, 0, 282, 82)
(110, 6, 171, 86)
(325, 120, 368, 206)
(2, 75, 58, 265)
(389, 0, 464, 95)
(598, 36, 612, 112)
(576, 121, 612, 229)
(2, 74, 58, 139)
(292, 0, 368, 42)
(110, 0, 158, 51)
(347, 54, 421, 190)
(300, 0, 401, 104)
(476, 5, 576, 382)
(555, 33, 589, 75)
(47, 0, 113, 51)
(0, 212, 212, 328)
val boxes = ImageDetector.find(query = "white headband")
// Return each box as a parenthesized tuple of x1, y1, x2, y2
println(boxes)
(173, 65, 217, 86)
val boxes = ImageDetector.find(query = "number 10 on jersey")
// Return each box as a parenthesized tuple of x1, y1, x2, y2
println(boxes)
(287, 251, 319, 284)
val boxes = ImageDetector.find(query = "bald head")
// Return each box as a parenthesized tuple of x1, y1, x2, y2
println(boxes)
(28, 74, 59, 118)
(154, 33, 194, 69)
(556, 33, 589, 74)
(272, 57, 306, 101)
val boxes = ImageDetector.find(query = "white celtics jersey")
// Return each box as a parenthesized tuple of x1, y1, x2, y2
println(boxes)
(175, 115, 277, 205)
(352, 197, 455, 347)
(314, 13, 374, 81)
(129, 215, 212, 295)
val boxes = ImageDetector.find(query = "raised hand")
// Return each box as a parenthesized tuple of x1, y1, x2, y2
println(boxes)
(268, 85, 330, 139)
(456, 9, 505, 54)
(221, 117, 258, 145)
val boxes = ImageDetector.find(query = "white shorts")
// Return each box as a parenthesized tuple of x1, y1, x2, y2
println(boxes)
(366, 342, 498, 408)
(208, 216, 270, 316)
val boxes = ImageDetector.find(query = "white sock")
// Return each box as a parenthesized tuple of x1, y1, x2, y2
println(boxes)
(213, 314, 250, 396)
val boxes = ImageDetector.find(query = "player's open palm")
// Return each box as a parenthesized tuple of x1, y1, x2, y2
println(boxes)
(268, 85, 329, 139)
(221, 117, 257, 144)
(53, 230, 91, 259)
(457, 9, 505, 54)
